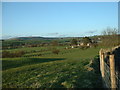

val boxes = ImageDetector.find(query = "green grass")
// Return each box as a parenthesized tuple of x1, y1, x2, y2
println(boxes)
(2, 46, 103, 88)
(2, 57, 65, 70)
(2, 59, 85, 88)
(4, 46, 50, 52)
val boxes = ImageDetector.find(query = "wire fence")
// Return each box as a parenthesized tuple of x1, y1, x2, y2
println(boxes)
(99, 46, 120, 89)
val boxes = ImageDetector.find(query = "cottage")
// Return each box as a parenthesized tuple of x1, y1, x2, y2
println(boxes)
(87, 43, 90, 47)
(71, 46, 74, 48)
(65, 47, 68, 49)
(80, 42, 84, 46)
(77, 44, 80, 46)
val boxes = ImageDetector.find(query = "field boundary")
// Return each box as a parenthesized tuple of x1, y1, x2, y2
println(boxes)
(99, 45, 120, 89)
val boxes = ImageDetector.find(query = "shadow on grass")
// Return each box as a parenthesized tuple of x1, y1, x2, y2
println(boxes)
(2, 58, 66, 70)
(71, 55, 103, 88)
(65, 55, 103, 88)
(88, 55, 103, 88)
(35, 56, 104, 88)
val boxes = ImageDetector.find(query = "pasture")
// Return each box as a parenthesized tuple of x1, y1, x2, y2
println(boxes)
(2, 46, 103, 88)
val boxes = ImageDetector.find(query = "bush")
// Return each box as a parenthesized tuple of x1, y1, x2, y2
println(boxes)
(52, 49, 60, 54)
(80, 46, 89, 50)
(71, 39, 78, 45)
(51, 40, 59, 46)
(2, 50, 25, 58)
(92, 43, 98, 48)
(38, 54, 42, 56)
(15, 51, 25, 57)
(2, 51, 11, 58)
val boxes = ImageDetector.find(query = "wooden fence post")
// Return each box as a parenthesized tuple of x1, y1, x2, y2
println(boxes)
(101, 52, 105, 78)
(109, 54, 116, 89)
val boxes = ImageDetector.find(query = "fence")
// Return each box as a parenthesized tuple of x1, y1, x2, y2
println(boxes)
(99, 46, 120, 89)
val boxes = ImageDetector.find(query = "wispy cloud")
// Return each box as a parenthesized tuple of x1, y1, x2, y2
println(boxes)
(46, 33, 59, 36)
(58, 34, 67, 37)
(45, 33, 69, 37)
(85, 30, 97, 34)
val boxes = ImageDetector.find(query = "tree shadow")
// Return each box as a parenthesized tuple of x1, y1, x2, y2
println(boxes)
(2, 58, 66, 70)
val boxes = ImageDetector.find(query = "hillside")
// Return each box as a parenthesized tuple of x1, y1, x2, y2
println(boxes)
(2, 46, 103, 88)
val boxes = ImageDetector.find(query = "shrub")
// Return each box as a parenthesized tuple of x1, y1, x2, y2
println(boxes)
(38, 54, 42, 56)
(52, 49, 60, 54)
(31, 50, 36, 53)
(2, 50, 25, 58)
(51, 40, 59, 46)
(82, 37, 92, 45)
(2, 51, 11, 58)
(71, 39, 78, 45)
(80, 46, 89, 50)
(15, 51, 25, 57)
(92, 43, 98, 48)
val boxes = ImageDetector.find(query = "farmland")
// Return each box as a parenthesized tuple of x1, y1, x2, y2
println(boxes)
(2, 42, 103, 88)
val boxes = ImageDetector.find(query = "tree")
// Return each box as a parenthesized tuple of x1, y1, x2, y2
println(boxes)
(82, 37, 92, 45)
(71, 39, 77, 45)
(102, 27, 117, 35)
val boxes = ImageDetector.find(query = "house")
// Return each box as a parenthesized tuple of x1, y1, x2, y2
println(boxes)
(65, 47, 68, 49)
(71, 46, 74, 48)
(77, 44, 80, 46)
(80, 42, 84, 46)
(86, 43, 92, 47)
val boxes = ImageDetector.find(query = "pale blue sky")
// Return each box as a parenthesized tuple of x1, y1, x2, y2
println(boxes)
(2, 2, 118, 38)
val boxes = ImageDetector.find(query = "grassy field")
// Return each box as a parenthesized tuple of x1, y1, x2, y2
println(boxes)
(2, 46, 103, 88)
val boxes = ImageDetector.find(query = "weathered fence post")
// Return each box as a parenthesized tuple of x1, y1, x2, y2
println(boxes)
(99, 49, 105, 78)
(101, 52, 105, 78)
(109, 54, 116, 89)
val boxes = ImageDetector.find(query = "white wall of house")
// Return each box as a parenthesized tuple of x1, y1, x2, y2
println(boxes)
(87, 43, 90, 46)
(80, 43, 84, 46)
(71, 46, 74, 48)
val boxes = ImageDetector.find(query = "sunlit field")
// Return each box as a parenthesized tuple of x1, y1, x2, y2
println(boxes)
(2, 46, 103, 88)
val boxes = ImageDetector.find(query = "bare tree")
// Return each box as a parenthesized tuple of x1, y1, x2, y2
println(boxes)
(102, 27, 118, 35)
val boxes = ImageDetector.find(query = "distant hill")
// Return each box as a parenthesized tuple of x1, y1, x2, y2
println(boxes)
(6, 36, 83, 41)
(8, 37, 57, 41)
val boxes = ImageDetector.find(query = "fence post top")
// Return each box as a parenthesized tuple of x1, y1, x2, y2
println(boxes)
(109, 54, 114, 57)
(100, 48, 103, 52)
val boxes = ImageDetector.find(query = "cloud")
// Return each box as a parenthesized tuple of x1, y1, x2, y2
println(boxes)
(45, 33, 69, 37)
(58, 34, 68, 37)
(46, 33, 59, 36)
(42, 32, 87, 37)
(86, 30, 97, 34)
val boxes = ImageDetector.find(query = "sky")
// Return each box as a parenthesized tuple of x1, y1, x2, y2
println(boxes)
(2, 2, 118, 39)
